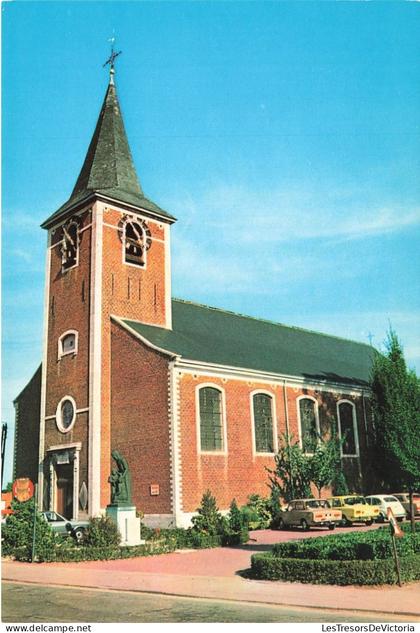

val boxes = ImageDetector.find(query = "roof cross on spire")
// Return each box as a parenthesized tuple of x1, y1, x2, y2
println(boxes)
(103, 37, 122, 83)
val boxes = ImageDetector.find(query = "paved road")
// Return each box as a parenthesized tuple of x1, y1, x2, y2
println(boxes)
(2, 582, 413, 623)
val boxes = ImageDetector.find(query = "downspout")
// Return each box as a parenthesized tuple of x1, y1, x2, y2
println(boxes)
(361, 390, 370, 487)
(362, 391, 368, 446)
(283, 380, 294, 500)
(169, 358, 182, 526)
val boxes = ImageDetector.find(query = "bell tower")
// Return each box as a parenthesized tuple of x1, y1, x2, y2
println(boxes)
(38, 59, 176, 518)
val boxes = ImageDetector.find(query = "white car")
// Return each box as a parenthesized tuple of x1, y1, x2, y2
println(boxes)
(41, 511, 89, 541)
(365, 495, 406, 523)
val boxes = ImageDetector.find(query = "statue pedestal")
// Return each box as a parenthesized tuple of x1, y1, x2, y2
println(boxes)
(106, 505, 144, 546)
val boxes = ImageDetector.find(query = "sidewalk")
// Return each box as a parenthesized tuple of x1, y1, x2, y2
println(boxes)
(2, 528, 420, 619)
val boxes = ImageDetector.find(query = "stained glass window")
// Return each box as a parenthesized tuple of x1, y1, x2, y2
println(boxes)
(299, 398, 318, 453)
(338, 402, 357, 455)
(199, 387, 223, 451)
(253, 394, 274, 453)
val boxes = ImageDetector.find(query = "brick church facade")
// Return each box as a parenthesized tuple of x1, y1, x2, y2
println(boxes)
(14, 67, 375, 527)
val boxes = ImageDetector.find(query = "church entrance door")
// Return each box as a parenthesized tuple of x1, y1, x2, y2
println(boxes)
(55, 463, 73, 519)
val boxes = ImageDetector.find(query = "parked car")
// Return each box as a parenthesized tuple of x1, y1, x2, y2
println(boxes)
(365, 494, 406, 523)
(277, 499, 342, 531)
(41, 511, 89, 541)
(328, 495, 379, 526)
(392, 493, 420, 519)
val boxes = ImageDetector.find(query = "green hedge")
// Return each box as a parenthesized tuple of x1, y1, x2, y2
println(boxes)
(9, 529, 224, 563)
(6, 524, 248, 563)
(272, 525, 420, 561)
(251, 552, 420, 585)
(36, 541, 175, 563)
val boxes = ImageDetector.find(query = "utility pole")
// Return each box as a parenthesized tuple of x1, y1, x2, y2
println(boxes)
(1, 423, 7, 489)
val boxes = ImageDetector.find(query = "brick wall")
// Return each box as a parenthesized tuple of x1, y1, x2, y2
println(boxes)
(45, 208, 91, 422)
(42, 201, 172, 512)
(13, 365, 42, 482)
(110, 320, 172, 515)
(100, 204, 171, 507)
(177, 372, 366, 512)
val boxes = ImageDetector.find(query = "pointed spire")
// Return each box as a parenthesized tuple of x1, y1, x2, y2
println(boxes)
(42, 71, 175, 228)
(70, 78, 144, 199)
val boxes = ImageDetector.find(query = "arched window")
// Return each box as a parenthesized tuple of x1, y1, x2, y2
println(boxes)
(298, 397, 319, 453)
(61, 220, 79, 271)
(253, 393, 274, 453)
(124, 220, 146, 267)
(198, 386, 224, 452)
(58, 331, 78, 359)
(338, 401, 359, 456)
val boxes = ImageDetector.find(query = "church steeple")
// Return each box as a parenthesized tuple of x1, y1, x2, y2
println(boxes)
(42, 73, 174, 228)
(71, 79, 144, 200)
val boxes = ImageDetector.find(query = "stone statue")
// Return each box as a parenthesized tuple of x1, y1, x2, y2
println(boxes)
(108, 450, 132, 506)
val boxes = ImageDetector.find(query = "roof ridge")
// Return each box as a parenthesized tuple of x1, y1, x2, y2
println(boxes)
(172, 297, 374, 350)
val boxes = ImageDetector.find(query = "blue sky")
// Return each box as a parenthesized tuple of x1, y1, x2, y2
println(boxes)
(2, 2, 420, 484)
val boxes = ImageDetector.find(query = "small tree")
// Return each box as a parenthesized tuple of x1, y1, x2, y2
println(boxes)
(228, 498, 243, 534)
(370, 330, 420, 531)
(331, 469, 349, 496)
(2, 499, 58, 561)
(309, 431, 346, 498)
(244, 494, 272, 528)
(191, 490, 226, 535)
(266, 433, 312, 503)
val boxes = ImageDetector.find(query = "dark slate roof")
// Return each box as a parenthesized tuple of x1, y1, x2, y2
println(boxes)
(123, 299, 375, 386)
(42, 79, 175, 228)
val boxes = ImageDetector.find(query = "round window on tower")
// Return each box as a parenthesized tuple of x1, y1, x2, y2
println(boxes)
(56, 396, 77, 433)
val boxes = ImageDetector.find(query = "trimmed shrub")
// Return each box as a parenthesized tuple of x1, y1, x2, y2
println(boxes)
(36, 541, 177, 563)
(272, 526, 420, 561)
(187, 531, 223, 549)
(252, 523, 420, 585)
(34, 531, 222, 562)
(251, 552, 420, 585)
(84, 516, 121, 547)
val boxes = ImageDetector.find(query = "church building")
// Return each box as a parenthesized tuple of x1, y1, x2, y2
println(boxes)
(13, 64, 374, 528)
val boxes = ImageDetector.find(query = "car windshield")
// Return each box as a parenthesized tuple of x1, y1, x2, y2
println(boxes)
(344, 496, 366, 505)
(43, 512, 60, 522)
(306, 500, 321, 508)
(384, 496, 398, 502)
